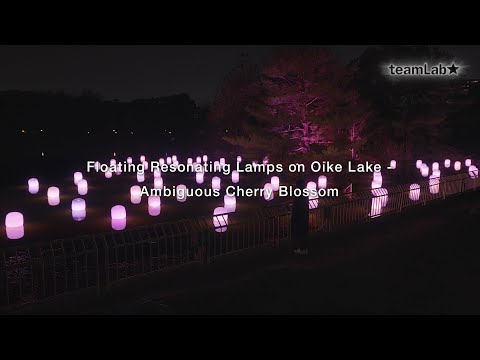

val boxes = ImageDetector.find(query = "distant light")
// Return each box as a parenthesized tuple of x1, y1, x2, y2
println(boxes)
(105, 171, 112, 179)
(74, 172, 83, 185)
(130, 131, 134, 135)
(465, 159, 472, 167)
(444, 159, 451, 168)
(168, 131, 172, 134)
(21, 129, 26, 133)
(232, 170, 239, 184)
(454, 161, 461, 171)
(41, 152, 44, 157)
(432, 162, 439, 171)
(390, 160, 396, 169)
(271, 176, 280, 191)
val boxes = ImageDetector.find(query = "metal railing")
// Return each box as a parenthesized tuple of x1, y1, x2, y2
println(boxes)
(0, 171, 478, 309)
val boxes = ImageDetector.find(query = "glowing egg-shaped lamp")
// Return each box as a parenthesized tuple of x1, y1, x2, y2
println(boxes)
(271, 176, 280, 191)
(153, 169, 161, 179)
(137, 172, 145, 183)
(195, 156, 201, 163)
(111, 205, 126, 231)
(172, 155, 177, 162)
(28, 178, 39, 194)
(212, 176, 221, 190)
(318, 175, 327, 189)
(224, 195, 236, 213)
(454, 161, 461, 171)
(5, 212, 24, 240)
(219, 158, 226, 166)
(77, 179, 88, 195)
(105, 171, 112, 179)
(140, 155, 145, 163)
(213, 207, 228, 233)
(71, 198, 86, 221)
(263, 183, 274, 201)
(47, 186, 60, 206)
(187, 158, 193, 165)
(115, 166, 122, 176)
(127, 157, 133, 164)
(166, 157, 172, 165)
(444, 159, 451, 168)
(469, 165, 479, 179)
(421, 165, 429, 177)
(231, 170, 239, 184)
(466, 159, 472, 167)
(371, 180, 381, 189)
(154, 177, 164, 189)
(159, 158, 165, 166)
(148, 196, 161, 216)
(409, 184, 420, 201)
(432, 169, 441, 178)
(429, 175, 440, 194)
(307, 181, 317, 191)
(237, 156, 242, 163)
(416, 160, 423, 169)
(214, 161, 220, 169)
(143, 161, 149, 170)
(177, 184, 187, 202)
(203, 155, 208, 163)
(390, 160, 396, 169)
(74, 172, 83, 185)
(110, 159, 116, 166)
(432, 162, 439, 171)
(196, 172, 204, 184)
(130, 185, 142, 204)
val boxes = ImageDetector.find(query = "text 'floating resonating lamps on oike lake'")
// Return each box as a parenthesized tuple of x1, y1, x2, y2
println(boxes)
(5, 212, 24, 240)
(47, 186, 60, 206)
(111, 205, 126, 231)
(28, 178, 39, 194)
(213, 207, 228, 233)
(71, 198, 86, 221)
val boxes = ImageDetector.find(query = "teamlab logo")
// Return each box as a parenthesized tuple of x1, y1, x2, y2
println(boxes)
(385, 62, 462, 77)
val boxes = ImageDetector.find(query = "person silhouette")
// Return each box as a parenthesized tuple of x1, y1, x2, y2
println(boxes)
(291, 178, 310, 255)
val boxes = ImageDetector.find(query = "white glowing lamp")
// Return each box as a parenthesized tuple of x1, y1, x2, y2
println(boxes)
(374, 188, 388, 208)
(213, 207, 228, 233)
(409, 184, 420, 201)
(231, 170, 239, 184)
(187, 158, 193, 165)
(47, 186, 60, 206)
(143, 161, 149, 170)
(74, 172, 83, 185)
(111, 205, 126, 230)
(153, 169, 161, 178)
(432, 169, 441, 178)
(371, 180, 381, 189)
(466, 159, 472, 167)
(454, 161, 461, 171)
(167, 157, 172, 165)
(469, 165, 479, 179)
(318, 175, 327, 189)
(263, 183, 274, 201)
(203, 155, 208, 163)
(148, 196, 161, 216)
(172, 155, 178, 162)
(154, 177, 164, 189)
(140, 155, 145, 162)
(444, 159, 451, 168)
(196, 156, 202, 163)
(429, 175, 440, 194)
(390, 160, 396, 169)
(237, 156, 242, 163)
(214, 161, 220, 169)
(77, 179, 88, 195)
(196, 172, 204, 184)
(159, 158, 165, 165)
(224, 195, 236, 213)
(130, 185, 142, 204)
(115, 166, 122, 176)
(110, 159, 116, 166)
(137, 172, 145, 183)
(421, 165, 429, 177)
(307, 181, 317, 191)
(219, 158, 226, 166)
(432, 162, 439, 171)
(28, 178, 39, 194)
(5, 212, 24, 240)
(212, 176, 221, 190)
(71, 198, 86, 221)
(177, 184, 187, 202)
(127, 157, 133, 164)
(416, 160, 423, 169)
(105, 171, 112, 179)
(271, 176, 280, 191)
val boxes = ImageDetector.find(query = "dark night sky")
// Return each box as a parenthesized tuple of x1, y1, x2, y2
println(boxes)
(0, 45, 478, 105)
